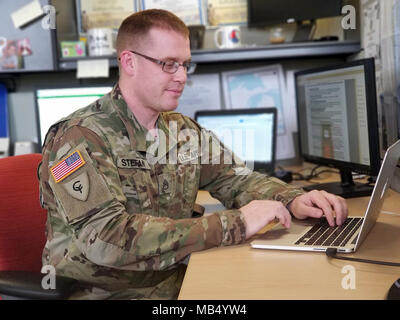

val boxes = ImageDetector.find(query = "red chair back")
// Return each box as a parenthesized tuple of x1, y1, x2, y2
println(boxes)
(0, 154, 47, 272)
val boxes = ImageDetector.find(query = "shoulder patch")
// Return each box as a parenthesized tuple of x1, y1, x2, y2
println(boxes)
(48, 143, 114, 224)
(50, 150, 86, 183)
(63, 172, 90, 201)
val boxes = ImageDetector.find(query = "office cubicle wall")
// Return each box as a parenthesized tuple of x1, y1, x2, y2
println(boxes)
(0, 0, 56, 73)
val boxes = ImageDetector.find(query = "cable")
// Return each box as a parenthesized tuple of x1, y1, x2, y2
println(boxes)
(292, 165, 339, 181)
(292, 165, 376, 186)
(326, 248, 400, 267)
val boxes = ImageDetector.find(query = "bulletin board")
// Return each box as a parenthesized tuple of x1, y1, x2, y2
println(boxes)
(0, 0, 56, 73)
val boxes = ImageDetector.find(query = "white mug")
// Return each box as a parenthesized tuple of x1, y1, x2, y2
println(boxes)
(214, 26, 241, 49)
(88, 28, 116, 56)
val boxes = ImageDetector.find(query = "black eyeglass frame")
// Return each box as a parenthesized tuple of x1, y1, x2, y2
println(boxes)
(122, 50, 196, 74)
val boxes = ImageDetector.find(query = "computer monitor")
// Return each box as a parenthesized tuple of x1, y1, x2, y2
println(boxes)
(247, 0, 343, 41)
(295, 58, 380, 198)
(35, 86, 113, 148)
(195, 108, 277, 173)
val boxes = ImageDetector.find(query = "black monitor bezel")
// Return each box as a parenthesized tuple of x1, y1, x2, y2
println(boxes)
(194, 107, 277, 173)
(247, 0, 343, 28)
(34, 83, 114, 151)
(294, 58, 381, 177)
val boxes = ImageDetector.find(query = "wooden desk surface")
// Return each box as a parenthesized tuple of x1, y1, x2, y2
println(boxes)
(178, 176, 400, 300)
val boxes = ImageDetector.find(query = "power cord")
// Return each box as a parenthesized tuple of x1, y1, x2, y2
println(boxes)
(292, 165, 376, 185)
(326, 248, 400, 267)
(292, 165, 339, 181)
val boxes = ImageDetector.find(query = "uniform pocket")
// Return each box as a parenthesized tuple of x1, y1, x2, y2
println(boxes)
(172, 163, 200, 218)
(117, 167, 153, 214)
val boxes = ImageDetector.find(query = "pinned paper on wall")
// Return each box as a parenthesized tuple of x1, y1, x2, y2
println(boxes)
(176, 73, 222, 119)
(222, 65, 295, 160)
(10, 0, 44, 29)
(0, 38, 32, 70)
(77, 59, 109, 78)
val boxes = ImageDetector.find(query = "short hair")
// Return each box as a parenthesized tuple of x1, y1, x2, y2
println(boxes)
(116, 9, 189, 57)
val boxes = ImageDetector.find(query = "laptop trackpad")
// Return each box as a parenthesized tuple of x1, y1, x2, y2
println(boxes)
(254, 218, 318, 245)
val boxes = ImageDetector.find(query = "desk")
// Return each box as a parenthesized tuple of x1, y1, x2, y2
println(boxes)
(178, 173, 400, 300)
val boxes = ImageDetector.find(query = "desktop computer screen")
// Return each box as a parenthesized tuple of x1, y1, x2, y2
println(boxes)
(195, 108, 277, 173)
(35, 86, 113, 147)
(295, 58, 380, 198)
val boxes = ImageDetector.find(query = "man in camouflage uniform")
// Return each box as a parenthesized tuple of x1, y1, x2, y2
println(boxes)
(38, 9, 348, 299)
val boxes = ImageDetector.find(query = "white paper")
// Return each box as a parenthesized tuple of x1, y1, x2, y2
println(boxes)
(284, 70, 298, 132)
(11, 0, 44, 29)
(363, 0, 381, 65)
(222, 65, 295, 160)
(176, 73, 221, 119)
(0, 137, 10, 158)
(142, 0, 204, 25)
(77, 59, 109, 78)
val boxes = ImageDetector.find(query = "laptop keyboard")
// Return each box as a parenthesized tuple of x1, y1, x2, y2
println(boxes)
(294, 217, 363, 247)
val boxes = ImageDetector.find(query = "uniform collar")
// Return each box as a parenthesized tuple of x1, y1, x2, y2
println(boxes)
(110, 84, 178, 155)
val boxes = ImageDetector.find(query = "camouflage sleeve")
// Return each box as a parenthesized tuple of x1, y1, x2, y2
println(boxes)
(199, 128, 306, 210)
(40, 124, 245, 272)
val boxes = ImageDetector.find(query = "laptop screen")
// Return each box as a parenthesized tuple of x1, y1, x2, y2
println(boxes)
(195, 108, 277, 172)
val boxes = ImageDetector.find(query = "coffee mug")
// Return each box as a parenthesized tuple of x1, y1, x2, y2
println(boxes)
(88, 28, 116, 56)
(214, 26, 241, 49)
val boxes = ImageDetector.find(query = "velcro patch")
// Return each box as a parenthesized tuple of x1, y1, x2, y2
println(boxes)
(117, 157, 150, 169)
(63, 172, 90, 201)
(50, 150, 86, 183)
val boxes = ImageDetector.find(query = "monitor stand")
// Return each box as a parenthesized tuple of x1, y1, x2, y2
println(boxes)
(302, 169, 374, 199)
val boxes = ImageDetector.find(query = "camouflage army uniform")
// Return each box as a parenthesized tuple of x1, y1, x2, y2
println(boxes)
(38, 85, 305, 300)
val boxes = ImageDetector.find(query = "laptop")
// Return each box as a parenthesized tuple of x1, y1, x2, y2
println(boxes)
(251, 139, 400, 253)
(195, 108, 277, 174)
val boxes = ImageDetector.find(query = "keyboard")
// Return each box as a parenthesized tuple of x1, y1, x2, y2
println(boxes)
(294, 217, 363, 247)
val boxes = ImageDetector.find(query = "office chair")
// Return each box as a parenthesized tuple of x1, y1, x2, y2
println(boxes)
(0, 154, 77, 299)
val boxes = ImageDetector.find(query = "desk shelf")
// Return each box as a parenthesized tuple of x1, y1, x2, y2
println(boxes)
(58, 40, 361, 71)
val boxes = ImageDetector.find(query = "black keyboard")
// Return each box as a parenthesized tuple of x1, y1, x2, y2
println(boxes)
(294, 217, 363, 247)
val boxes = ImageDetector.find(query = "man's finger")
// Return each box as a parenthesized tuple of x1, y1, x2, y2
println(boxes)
(320, 191, 348, 225)
(277, 209, 291, 228)
(309, 191, 335, 226)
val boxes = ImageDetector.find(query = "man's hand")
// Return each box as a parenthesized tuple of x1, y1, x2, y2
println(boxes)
(240, 200, 292, 239)
(239, 190, 348, 240)
(287, 190, 348, 227)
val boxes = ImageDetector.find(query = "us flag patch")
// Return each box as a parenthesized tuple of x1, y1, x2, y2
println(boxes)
(50, 150, 86, 183)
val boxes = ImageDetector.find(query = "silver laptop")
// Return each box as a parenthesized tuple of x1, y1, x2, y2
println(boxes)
(251, 139, 400, 253)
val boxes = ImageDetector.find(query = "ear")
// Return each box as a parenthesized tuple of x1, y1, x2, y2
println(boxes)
(119, 50, 135, 76)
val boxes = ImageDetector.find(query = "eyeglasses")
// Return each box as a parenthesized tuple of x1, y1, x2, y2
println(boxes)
(126, 50, 196, 74)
